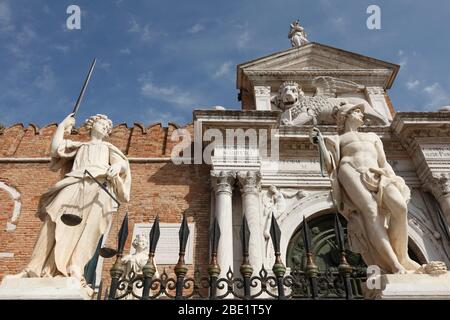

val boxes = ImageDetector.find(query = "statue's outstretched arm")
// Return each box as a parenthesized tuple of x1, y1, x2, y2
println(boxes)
(50, 113, 75, 157)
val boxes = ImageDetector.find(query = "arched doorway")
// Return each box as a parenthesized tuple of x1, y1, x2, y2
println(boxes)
(286, 213, 423, 274)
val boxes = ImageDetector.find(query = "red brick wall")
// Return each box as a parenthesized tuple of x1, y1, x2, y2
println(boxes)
(0, 123, 210, 287)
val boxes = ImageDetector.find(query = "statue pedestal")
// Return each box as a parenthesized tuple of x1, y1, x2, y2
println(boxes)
(364, 273, 450, 300)
(0, 277, 93, 300)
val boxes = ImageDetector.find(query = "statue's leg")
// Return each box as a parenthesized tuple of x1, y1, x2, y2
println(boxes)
(68, 200, 104, 283)
(338, 165, 406, 274)
(25, 216, 57, 277)
(382, 185, 421, 271)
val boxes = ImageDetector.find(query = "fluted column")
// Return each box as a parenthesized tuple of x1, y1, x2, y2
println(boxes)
(237, 171, 263, 272)
(211, 170, 236, 278)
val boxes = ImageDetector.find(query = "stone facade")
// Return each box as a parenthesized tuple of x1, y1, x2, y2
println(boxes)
(1, 41, 450, 296)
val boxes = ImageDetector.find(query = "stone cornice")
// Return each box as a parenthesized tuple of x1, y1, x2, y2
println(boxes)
(194, 109, 281, 121)
(391, 112, 450, 151)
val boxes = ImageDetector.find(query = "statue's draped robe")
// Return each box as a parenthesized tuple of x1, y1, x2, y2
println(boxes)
(26, 139, 131, 278)
(323, 135, 410, 272)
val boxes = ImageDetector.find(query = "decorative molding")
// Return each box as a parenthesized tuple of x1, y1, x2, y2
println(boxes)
(244, 69, 392, 77)
(254, 86, 271, 96)
(0, 182, 21, 232)
(365, 86, 385, 95)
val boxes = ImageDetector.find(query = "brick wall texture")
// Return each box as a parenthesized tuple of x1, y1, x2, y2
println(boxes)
(0, 122, 211, 288)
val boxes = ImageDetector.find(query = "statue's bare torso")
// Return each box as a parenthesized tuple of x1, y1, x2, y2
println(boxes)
(339, 131, 380, 169)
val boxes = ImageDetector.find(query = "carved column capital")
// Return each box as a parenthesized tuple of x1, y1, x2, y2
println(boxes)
(211, 170, 236, 195)
(254, 86, 271, 97)
(237, 171, 261, 195)
(425, 173, 450, 198)
(365, 86, 385, 95)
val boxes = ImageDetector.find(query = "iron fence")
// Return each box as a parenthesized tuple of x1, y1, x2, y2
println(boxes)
(97, 213, 366, 300)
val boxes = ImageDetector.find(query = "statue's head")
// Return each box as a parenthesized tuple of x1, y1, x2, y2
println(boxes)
(84, 114, 113, 139)
(132, 234, 149, 252)
(268, 185, 278, 194)
(277, 81, 304, 110)
(335, 103, 365, 133)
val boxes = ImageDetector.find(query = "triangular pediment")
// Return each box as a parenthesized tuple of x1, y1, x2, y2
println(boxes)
(237, 42, 399, 90)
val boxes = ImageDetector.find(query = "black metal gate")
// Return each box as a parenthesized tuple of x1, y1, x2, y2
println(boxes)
(99, 212, 366, 300)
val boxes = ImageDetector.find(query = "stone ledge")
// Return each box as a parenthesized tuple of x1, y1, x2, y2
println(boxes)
(364, 272, 450, 300)
(0, 277, 93, 300)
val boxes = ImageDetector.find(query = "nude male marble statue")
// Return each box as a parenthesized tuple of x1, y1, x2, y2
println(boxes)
(310, 103, 420, 274)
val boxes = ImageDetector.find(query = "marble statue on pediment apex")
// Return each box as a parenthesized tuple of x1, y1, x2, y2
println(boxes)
(288, 19, 308, 47)
(4, 113, 132, 295)
(310, 103, 447, 274)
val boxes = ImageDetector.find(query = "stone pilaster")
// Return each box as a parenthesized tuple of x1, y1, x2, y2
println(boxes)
(211, 170, 236, 278)
(237, 171, 263, 271)
(365, 86, 392, 121)
(254, 86, 272, 111)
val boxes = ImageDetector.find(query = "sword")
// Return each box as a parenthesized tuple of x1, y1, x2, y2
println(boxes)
(72, 58, 97, 117)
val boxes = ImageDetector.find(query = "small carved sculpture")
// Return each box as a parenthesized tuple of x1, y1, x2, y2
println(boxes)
(262, 185, 307, 240)
(121, 234, 158, 277)
(263, 186, 287, 240)
(288, 19, 308, 47)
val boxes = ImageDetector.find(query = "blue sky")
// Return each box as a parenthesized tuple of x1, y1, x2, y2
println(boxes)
(0, 0, 449, 127)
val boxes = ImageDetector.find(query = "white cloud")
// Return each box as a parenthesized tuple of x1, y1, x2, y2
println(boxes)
(188, 23, 204, 34)
(6, 25, 37, 58)
(128, 17, 140, 33)
(237, 30, 249, 49)
(0, 0, 14, 33)
(119, 48, 131, 54)
(98, 61, 111, 70)
(331, 17, 346, 30)
(406, 79, 420, 90)
(34, 65, 56, 91)
(423, 82, 449, 108)
(397, 50, 407, 68)
(43, 5, 51, 15)
(128, 17, 156, 42)
(54, 44, 70, 53)
(214, 61, 232, 78)
(144, 108, 184, 126)
(139, 75, 197, 108)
